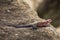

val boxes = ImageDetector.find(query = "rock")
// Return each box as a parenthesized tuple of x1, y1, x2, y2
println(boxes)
(0, 25, 60, 40)
(0, 0, 60, 40)
(0, 0, 43, 25)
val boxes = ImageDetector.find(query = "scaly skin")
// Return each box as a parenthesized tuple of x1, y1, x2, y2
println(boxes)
(5, 19, 52, 29)
(32, 19, 52, 29)
(37, 19, 52, 27)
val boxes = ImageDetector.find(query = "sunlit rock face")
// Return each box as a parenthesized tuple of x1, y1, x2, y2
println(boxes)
(0, 0, 44, 25)
(24, 0, 44, 10)
(0, 0, 60, 40)
(0, 25, 60, 40)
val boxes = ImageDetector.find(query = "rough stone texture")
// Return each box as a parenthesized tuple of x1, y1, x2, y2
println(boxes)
(0, 0, 60, 40)
(0, 25, 60, 40)
(0, 0, 44, 25)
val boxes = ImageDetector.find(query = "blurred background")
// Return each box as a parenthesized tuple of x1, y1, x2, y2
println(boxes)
(36, 0, 60, 33)
(37, 0, 60, 28)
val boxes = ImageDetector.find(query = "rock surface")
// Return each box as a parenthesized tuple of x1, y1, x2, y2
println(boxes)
(0, 25, 60, 40)
(0, 0, 43, 25)
(0, 0, 60, 40)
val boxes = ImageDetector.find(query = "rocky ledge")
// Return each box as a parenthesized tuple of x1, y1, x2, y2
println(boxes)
(0, 25, 60, 40)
